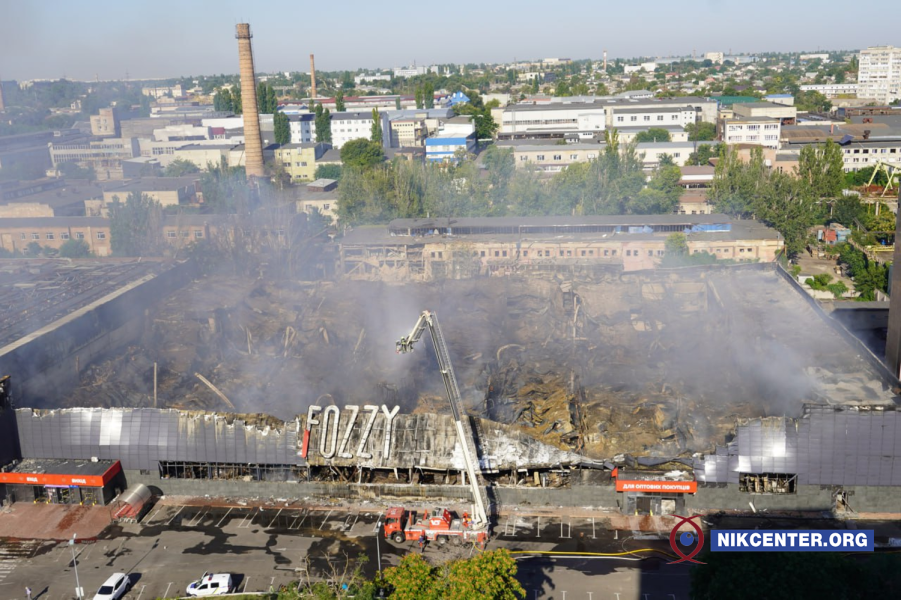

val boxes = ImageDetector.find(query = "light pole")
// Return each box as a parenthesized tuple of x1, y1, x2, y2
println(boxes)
(375, 520, 382, 573)
(69, 533, 83, 600)
(375, 520, 385, 599)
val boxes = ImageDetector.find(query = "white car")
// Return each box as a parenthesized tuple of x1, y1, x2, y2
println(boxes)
(92, 573, 130, 600)
(186, 573, 234, 596)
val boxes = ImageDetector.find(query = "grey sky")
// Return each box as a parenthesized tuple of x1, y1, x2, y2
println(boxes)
(0, 0, 898, 81)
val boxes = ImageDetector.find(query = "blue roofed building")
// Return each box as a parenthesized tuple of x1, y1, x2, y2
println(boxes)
(448, 91, 470, 106)
(425, 116, 476, 162)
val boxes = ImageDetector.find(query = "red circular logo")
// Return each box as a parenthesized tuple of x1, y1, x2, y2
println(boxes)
(668, 514, 706, 564)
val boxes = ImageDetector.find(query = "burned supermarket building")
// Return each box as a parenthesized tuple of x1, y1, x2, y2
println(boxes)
(2, 253, 901, 514)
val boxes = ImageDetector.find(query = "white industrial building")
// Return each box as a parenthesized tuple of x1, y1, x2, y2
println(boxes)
(329, 111, 391, 149)
(799, 83, 859, 98)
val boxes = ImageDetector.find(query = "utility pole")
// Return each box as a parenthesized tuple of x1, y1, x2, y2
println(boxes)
(69, 534, 83, 599)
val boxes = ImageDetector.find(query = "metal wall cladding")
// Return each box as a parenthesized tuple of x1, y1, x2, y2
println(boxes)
(16, 408, 301, 471)
(694, 407, 901, 487)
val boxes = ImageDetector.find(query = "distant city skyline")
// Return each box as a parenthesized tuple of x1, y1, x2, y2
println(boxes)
(0, 0, 898, 81)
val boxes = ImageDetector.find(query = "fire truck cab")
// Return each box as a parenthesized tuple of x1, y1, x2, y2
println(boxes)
(383, 506, 487, 545)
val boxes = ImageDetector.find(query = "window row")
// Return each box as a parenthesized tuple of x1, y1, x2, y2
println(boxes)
(19, 231, 103, 241)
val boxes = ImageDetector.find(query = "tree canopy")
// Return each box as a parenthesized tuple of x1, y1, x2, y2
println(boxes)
(341, 139, 385, 169)
(274, 111, 291, 145)
(635, 128, 672, 143)
(382, 549, 524, 600)
(109, 192, 164, 257)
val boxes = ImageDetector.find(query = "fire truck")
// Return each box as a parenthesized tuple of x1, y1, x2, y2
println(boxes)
(383, 506, 488, 545)
(388, 311, 492, 546)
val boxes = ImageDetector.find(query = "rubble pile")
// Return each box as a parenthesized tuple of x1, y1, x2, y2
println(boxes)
(59, 268, 897, 460)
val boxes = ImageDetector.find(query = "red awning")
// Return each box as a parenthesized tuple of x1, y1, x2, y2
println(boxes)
(0, 460, 121, 488)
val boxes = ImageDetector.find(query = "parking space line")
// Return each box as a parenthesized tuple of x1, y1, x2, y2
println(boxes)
(289, 509, 305, 530)
(292, 509, 310, 529)
(267, 508, 283, 528)
(535, 516, 541, 537)
(238, 509, 254, 529)
(215, 507, 233, 528)
(319, 510, 332, 530)
(163, 582, 172, 599)
(243, 576, 251, 593)
(165, 506, 184, 526)
(135, 584, 145, 600)
(343, 512, 358, 531)
(189, 506, 210, 527)
(591, 517, 596, 539)
(145, 506, 164, 525)
(372, 520, 381, 534)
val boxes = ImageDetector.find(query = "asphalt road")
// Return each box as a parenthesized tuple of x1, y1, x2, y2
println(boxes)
(0, 503, 689, 600)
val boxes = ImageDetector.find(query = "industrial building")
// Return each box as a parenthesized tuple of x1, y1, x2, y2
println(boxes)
(339, 214, 783, 279)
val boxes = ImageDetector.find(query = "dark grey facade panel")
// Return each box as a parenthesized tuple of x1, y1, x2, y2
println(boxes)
(696, 408, 901, 487)
(15, 409, 301, 471)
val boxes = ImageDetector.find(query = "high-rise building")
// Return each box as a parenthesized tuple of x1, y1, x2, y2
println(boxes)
(857, 46, 901, 105)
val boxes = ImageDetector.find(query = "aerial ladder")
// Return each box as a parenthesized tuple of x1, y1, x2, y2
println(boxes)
(396, 310, 491, 531)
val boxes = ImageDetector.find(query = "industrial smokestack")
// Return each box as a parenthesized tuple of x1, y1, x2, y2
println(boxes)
(886, 186, 901, 378)
(603, 50, 607, 73)
(235, 23, 265, 179)
(0, 76, 5, 112)
(310, 54, 317, 102)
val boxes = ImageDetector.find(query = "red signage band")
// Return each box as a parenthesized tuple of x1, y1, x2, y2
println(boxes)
(0, 461, 121, 488)
(615, 479, 697, 493)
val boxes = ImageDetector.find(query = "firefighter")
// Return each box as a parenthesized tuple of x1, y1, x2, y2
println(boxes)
(462, 512, 471, 528)
(418, 532, 427, 553)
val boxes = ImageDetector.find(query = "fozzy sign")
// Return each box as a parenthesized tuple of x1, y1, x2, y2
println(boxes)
(301, 404, 400, 462)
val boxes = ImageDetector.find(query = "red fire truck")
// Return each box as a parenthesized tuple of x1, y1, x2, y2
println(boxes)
(383, 506, 488, 546)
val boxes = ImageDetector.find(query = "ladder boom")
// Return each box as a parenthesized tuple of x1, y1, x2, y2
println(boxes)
(396, 310, 490, 529)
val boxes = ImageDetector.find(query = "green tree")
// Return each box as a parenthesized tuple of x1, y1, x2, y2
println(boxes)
(530, 78, 540, 95)
(686, 144, 719, 166)
(341, 139, 385, 169)
(274, 111, 291, 145)
(108, 192, 164, 257)
(415, 87, 424, 109)
(213, 87, 233, 112)
(370, 109, 383, 144)
(446, 549, 525, 600)
(665, 232, 688, 255)
(635, 128, 672, 143)
(382, 554, 442, 600)
(685, 122, 717, 141)
(200, 157, 247, 214)
(314, 164, 343, 181)
(58, 238, 91, 258)
(24, 242, 44, 257)
(423, 82, 435, 109)
(795, 90, 832, 112)
(256, 82, 277, 114)
(797, 139, 844, 199)
(554, 80, 571, 97)
(830, 195, 865, 228)
(452, 93, 498, 141)
(335, 90, 346, 112)
(395, 97, 402, 110)
(314, 104, 332, 144)
(163, 158, 200, 177)
(233, 87, 242, 114)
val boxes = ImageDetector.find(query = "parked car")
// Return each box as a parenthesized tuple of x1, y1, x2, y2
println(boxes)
(92, 573, 130, 600)
(186, 572, 234, 596)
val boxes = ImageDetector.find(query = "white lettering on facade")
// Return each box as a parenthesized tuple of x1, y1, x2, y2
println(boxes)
(319, 405, 341, 459)
(356, 405, 380, 459)
(338, 405, 359, 459)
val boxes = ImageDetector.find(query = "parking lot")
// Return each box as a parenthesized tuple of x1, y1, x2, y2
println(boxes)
(0, 502, 690, 600)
